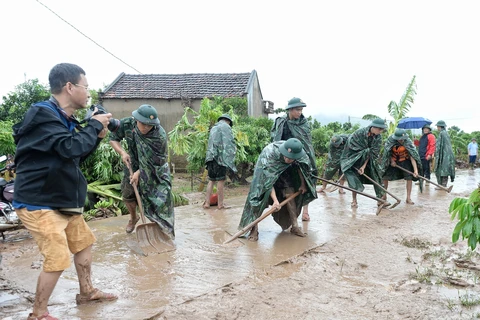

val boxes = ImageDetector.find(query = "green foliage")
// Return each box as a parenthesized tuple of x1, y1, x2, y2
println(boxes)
(311, 127, 333, 155)
(448, 128, 469, 155)
(169, 97, 250, 173)
(81, 138, 124, 183)
(0, 79, 50, 123)
(0, 120, 15, 156)
(449, 185, 480, 250)
(362, 114, 381, 121)
(236, 117, 272, 165)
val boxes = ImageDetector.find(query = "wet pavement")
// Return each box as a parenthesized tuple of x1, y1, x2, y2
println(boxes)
(1, 169, 479, 319)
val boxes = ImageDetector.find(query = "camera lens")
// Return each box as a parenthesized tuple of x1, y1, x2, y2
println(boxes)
(107, 119, 121, 132)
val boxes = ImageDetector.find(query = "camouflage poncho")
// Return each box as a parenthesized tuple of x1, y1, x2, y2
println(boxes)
(340, 126, 385, 197)
(205, 120, 237, 173)
(238, 141, 317, 231)
(110, 117, 140, 174)
(434, 129, 455, 182)
(324, 134, 349, 179)
(381, 135, 423, 189)
(271, 114, 318, 181)
(132, 125, 175, 239)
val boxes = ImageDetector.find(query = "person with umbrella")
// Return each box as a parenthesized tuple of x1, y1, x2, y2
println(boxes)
(434, 120, 455, 189)
(418, 124, 436, 183)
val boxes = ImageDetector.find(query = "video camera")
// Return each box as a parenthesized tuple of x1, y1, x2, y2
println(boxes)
(85, 104, 120, 132)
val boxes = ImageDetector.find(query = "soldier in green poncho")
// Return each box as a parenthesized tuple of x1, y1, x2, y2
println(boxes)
(317, 134, 349, 194)
(203, 114, 237, 209)
(237, 138, 317, 241)
(110, 105, 175, 239)
(434, 120, 455, 189)
(381, 129, 422, 205)
(340, 118, 387, 208)
(271, 97, 317, 221)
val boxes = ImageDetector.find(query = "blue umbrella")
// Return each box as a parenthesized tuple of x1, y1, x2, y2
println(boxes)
(397, 117, 432, 129)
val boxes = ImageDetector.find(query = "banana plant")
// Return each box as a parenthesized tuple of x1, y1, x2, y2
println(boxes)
(386, 75, 417, 135)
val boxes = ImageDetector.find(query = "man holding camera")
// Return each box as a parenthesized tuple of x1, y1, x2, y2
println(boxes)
(110, 105, 175, 239)
(12, 63, 117, 320)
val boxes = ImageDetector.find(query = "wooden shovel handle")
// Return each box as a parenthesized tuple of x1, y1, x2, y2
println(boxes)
(313, 174, 387, 204)
(223, 191, 301, 244)
(353, 167, 401, 202)
(127, 163, 147, 224)
(394, 163, 452, 192)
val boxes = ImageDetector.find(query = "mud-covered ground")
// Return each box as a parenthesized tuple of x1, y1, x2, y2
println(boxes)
(2, 169, 480, 320)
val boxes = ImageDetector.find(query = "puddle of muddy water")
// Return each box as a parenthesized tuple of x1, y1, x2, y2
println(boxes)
(2, 169, 479, 319)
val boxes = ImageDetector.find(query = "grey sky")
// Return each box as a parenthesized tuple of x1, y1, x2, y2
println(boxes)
(1, 0, 478, 132)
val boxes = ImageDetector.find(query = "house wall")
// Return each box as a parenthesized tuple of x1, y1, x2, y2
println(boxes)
(248, 75, 265, 117)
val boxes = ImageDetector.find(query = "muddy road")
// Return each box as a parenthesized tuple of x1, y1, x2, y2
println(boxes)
(1, 169, 480, 319)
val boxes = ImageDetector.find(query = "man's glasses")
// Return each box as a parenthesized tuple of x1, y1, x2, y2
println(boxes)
(74, 83, 89, 90)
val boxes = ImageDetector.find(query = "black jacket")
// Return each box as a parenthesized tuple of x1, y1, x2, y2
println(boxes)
(12, 99, 103, 208)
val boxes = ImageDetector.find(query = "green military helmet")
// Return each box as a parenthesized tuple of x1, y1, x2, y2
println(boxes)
(279, 138, 306, 160)
(218, 114, 233, 127)
(132, 104, 160, 126)
(331, 135, 344, 148)
(369, 118, 387, 129)
(422, 124, 432, 131)
(392, 128, 408, 140)
(435, 120, 447, 127)
(286, 97, 307, 110)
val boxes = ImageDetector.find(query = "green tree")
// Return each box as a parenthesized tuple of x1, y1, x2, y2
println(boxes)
(325, 121, 342, 133)
(169, 97, 249, 173)
(0, 120, 16, 156)
(0, 79, 50, 123)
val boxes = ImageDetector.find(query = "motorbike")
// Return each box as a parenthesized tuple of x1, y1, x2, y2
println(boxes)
(0, 155, 21, 239)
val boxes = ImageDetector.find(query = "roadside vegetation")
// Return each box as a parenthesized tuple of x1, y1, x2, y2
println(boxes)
(1, 77, 479, 222)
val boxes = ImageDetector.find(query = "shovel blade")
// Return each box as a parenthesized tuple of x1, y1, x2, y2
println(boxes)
(325, 185, 339, 193)
(389, 201, 401, 209)
(213, 230, 244, 247)
(136, 222, 176, 255)
(447, 185, 453, 193)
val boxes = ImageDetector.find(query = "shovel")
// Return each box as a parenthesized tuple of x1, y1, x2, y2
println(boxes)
(312, 174, 388, 215)
(394, 164, 453, 193)
(127, 164, 175, 255)
(353, 167, 401, 209)
(223, 191, 301, 244)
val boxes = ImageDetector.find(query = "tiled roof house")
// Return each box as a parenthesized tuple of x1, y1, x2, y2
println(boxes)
(99, 70, 273, 135)
(99, 70, 273, 171)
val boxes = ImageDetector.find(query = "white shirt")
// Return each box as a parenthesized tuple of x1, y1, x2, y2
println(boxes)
(468, 142, 478, 156)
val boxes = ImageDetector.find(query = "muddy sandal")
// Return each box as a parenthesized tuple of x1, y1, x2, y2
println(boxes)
(27, 312, 58, 320)
(76, 288, 118, 305)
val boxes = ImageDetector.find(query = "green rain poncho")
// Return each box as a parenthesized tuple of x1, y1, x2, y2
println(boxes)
(434, 128, 455, 182)
(238, 141, 317, 231)
(205, 120, 237, 173)
(381, 135, 423, 190)
(132, 125, 175, 239)
(324, 134, 350, 179)
(340, 126, 385, 198)
(271, 114, 318, 181)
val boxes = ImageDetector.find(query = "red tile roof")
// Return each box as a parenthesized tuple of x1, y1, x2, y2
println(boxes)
(101, 72, 253, 99)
